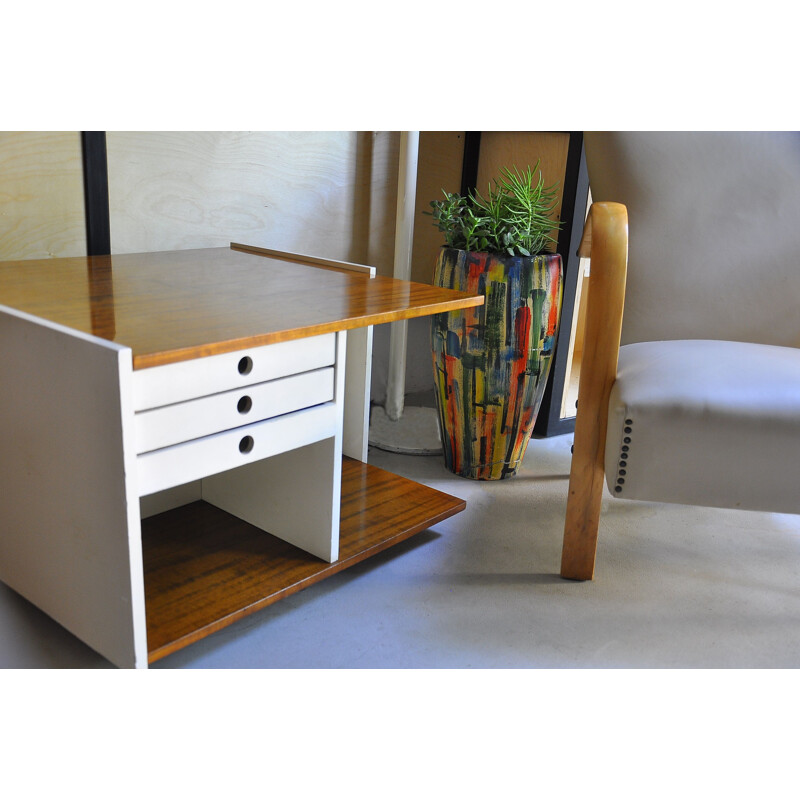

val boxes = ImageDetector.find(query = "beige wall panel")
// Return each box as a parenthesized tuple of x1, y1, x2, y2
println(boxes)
(411, 131, 465, 284)
(0, 132, 86, 261)
(107, 131, 399, 277)
(360, 131, 400, 277)
(476, 132, 570, 253)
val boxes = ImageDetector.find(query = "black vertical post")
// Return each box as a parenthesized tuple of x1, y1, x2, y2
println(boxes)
(460, 132, 482, 196)
(534, 132, 590, 437)
(81, 132, 111, 256)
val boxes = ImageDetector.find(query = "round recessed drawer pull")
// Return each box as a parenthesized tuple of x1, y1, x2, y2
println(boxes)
(237, 395, 253, 414)
(238, 356, 253, 375)
(239, 435, 254, 454)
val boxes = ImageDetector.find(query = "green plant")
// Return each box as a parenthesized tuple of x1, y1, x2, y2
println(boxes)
(426, 162, 561, 256)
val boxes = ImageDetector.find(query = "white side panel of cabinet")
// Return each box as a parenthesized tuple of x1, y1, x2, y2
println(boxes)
(201, 437, 342, 562)
(0, 305, 147, 669)
(343, 325, 372, 462)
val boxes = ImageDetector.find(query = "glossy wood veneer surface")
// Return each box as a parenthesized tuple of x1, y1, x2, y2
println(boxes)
(143, 457, 465, 663)
(0, 247, 482, 369)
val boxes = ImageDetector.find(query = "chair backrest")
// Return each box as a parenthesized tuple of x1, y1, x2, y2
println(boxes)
(584, 132, 800, 348)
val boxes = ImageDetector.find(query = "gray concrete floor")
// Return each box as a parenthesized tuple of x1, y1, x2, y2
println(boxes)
(2, 432, 800, 669)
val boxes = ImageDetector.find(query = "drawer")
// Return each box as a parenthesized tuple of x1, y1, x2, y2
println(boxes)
(136, 402, 339, 497)
(134, 367, 334, 454)
(132, 333, 336, 411)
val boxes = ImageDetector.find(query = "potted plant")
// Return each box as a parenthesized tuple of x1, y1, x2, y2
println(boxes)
(428, 162, 563, 479)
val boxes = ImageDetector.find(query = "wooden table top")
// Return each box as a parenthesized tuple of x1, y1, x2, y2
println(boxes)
(0, 247, 482, 369)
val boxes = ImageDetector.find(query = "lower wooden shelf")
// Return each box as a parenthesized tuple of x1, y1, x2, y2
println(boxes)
(142, 456, 465, 663)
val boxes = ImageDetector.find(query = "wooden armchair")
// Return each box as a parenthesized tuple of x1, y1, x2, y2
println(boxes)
(561, 132, 800, 580)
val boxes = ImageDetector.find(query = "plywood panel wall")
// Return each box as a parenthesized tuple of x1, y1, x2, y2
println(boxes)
(410, 131, 466, 284)
(106, 131, 401, 277)
(476, 132, 570, 253)
(0, 132, 86, 261)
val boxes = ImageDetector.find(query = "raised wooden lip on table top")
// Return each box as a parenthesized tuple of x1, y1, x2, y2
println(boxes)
(0, 246, 483, 370)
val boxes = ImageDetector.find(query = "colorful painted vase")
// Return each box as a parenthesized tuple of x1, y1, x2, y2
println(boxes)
(431, 247, 563, 480)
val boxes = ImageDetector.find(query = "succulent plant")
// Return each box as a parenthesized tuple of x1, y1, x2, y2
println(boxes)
(427, 161, 561, 257)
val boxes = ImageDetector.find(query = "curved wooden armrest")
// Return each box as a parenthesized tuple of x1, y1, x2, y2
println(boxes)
(561, 202, 629, 580)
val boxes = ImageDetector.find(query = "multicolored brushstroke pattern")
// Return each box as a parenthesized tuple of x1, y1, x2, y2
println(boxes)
(431, 248, 563, 480)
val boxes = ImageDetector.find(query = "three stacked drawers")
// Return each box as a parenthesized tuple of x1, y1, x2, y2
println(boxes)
(133, 334, 338, 495)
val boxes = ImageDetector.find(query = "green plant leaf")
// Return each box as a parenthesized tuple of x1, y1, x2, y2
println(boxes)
(427, 161, 561, 255)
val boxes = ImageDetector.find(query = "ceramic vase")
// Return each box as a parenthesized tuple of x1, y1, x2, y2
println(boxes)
(431, 247, 563, 480)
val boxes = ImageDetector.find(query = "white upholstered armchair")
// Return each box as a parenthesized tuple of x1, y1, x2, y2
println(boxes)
(561, 132, 800, 580)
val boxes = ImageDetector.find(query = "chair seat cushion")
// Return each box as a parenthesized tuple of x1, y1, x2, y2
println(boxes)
(604, 339, 800, 513)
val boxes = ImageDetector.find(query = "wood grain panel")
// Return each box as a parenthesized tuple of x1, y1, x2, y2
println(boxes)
(362, 131, 401, 277)
(0, 246, 482, 369)
(476, 132, 570, 254)
(143, 456, 466, 663)
(107, 131, 401, 277)
(0, 132, 86, 260)
(411, 131, 465, 284)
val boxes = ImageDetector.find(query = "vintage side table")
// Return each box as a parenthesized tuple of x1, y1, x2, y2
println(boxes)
(0, 245, 482, 667)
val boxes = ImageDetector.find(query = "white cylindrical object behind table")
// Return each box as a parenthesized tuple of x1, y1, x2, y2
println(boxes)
(384, 131, 420, 421)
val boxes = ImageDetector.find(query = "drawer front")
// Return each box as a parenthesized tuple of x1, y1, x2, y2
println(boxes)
(134, 367, 334, 454)
(136, 402, 338, 497)
(132, 333, 336, 411)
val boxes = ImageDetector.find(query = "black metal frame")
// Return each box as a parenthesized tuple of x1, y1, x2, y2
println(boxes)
(534, 133, 590, 437)
(460, 131, 482, 195)
(81, 131, 111, 256)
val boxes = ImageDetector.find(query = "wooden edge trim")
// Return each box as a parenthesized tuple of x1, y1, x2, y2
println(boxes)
(131, 295, 483, 371)
(230, 242, 377, 277)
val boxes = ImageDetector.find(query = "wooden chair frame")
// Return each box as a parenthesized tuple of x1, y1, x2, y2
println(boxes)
(561, 202, 629, 580)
